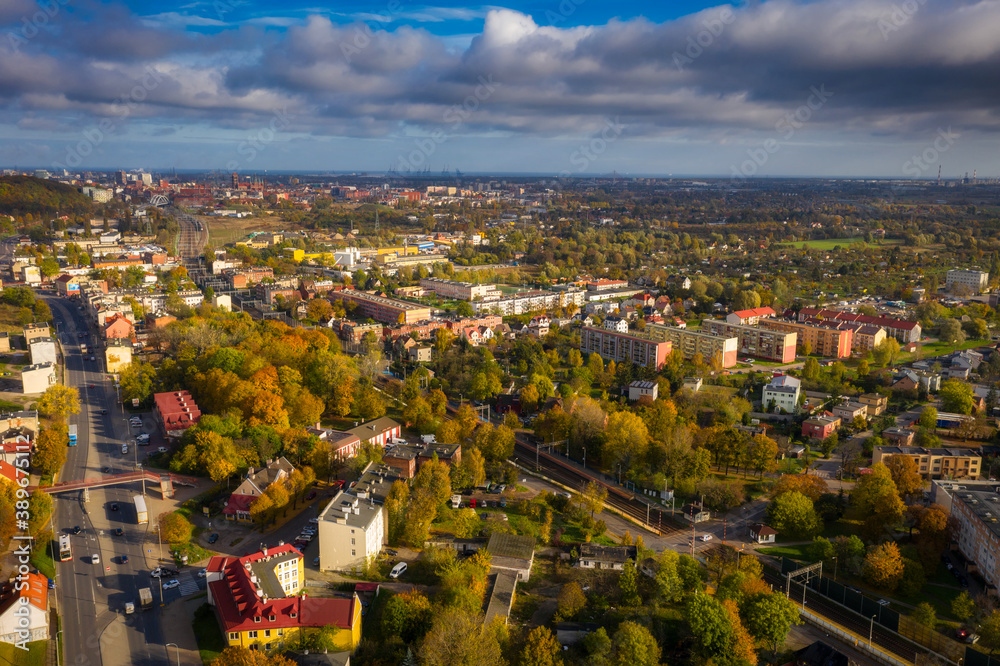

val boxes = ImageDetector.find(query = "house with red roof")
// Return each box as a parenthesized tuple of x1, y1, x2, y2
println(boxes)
(222, 457, 295, 522)
(726, 306, 776, 326)
(206, 544, 361, 652)
(153, 391, 201, 437)
(103, 313, 134, 341)
(0, 571, 48, 645)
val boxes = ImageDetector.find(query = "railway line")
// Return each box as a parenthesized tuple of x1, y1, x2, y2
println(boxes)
(511, 438, 686, 536)
(759, 565, 919, 663)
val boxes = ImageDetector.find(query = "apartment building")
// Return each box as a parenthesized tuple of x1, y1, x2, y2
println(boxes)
(22, 323, 50, 345)
(796, 308, 921, 344)
(335, 290, 433, 325)
(931, 484, 1000, 589)
(873, 446, 981, 480)
(859, 393, 888, 417)
(580, 326, 673, 370)
(472, 290, 561, 316)
(802, 415, 840, 440)
(760, 319, 853, 359)
(832, 401, 868, 422)
(317, 491, 386, 572)
(700, 320, 796, 363)
(645, 323, 739, 368)
(419, 277, 501, 302)
(946, 269, 989, 294)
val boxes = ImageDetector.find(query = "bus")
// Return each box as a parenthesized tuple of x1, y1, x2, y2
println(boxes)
(133, 495, 147, 525)
(58, 535, 72, 562)
(67, 424, 77, 446)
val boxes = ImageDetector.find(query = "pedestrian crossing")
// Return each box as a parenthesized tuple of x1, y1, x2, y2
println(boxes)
(175, 573, 202, 596)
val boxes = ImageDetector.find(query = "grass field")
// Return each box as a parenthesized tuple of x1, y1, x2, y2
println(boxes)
(758, 544, 816, 560)
(199, 214, 287, 246)
(30, 541, 55, 580)
(0, 640, 47, 666)
(779, 238, 903, 251)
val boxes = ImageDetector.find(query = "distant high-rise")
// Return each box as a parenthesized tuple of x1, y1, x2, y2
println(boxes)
(231, 172, 239, 189)
(115, 170, 127, 185)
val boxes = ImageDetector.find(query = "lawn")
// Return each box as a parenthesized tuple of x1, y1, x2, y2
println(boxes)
(0, 640, 46, 665)
(192, 603, 226, 664)
(778, 237, 903, 251)
(907, 338, 990, 361)
(758, 544, 817, 561)
(200, 214, 287, 247)
(30, 541, 55, 580)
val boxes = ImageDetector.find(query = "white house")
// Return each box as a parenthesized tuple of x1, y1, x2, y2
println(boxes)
(627, 381, 659, 401)
(749, 523, 778, 544)
(603, 316, 629, 333)
(0, 572, 48, 645)
(762, 375, 801, 413)
(317, 491, 385, 572)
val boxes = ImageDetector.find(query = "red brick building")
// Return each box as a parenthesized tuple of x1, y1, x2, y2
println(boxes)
(153, 390, 202, 437)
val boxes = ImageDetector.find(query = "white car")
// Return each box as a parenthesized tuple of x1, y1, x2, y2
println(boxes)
(197, 569, 207, 578)
(157, 447, 168, 454)
(121, 444, 128, 454)
(163, 579, 180, 590)
(698, 534, 713, 542)
(389, 562, 407, 579)
(92, 553, 100, 564)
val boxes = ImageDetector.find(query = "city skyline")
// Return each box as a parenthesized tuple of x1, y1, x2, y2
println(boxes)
(2, 0, 999, 177)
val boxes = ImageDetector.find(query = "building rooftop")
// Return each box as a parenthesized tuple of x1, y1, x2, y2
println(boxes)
(877, 446, 981, 458)
(318, 490, 383, 530)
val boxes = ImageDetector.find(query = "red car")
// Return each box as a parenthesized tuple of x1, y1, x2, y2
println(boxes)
(956, 628, 969, 640)
(306, 491, 317, 500)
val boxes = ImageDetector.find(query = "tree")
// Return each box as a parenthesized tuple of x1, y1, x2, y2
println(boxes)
(940, 378, 976, 415)
(913, 602, 937, 628)
(871, 338, 901, 368)
(610, 621, 661, 666)
(952, 591, 976, 622)
(884, 454, 923, 500)
(918, 406, 938, 430)
(618, 561, 641, 607)
(249, 493, 274, 529)
(403, 396, 435, 433)
(743, 590, 801, 655)
(556, 581, 587, 621)
(419, 609, 504, 666)
(33, 424, 68, 476)
(520, 383, 540, 413)
(353, 383, 387, 421)
(939, 318, 966, 345)
(766, 491, 821, 538)
(747, 434, 779, 477)
(863, 541, 904, 591)
(27, 490, 53, 537)
(802, 356, 820, 380)
(820, 432, 838, 458)
(852, 462, 904, 540)
(158, 511, 193, 544)
(772, 474, 828, 502)
(212, 646, 295, 666)
(37, 384, 80, 421)
(603, 411, 649, 470)
(980, 609, 1000, 655)
(686, 592, 734, 663)
(520, 626, 564, 666)
(578, 481, 608, 519)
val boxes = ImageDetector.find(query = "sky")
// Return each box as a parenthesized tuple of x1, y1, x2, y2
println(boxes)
(1, 0, 999, 178)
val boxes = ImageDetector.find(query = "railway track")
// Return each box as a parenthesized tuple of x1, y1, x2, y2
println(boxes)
(512, 439, 686, 536)
(760, 566, 919, 663)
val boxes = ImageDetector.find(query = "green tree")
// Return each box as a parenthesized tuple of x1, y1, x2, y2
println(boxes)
(766, 491, 821, 538)
(27, 490, 53, 537)
(979, 609, 1000, 655)
(578, 481, 608, 519)
(618, 561, 641, 607)
(610, 621, 661, 666)
(686, 592, 733, 664)
(913, 601, 937, 628)
(743, 591, 801, 656)
(863, 541, 904, 591)
(871, 338, 901, 368)
(940, 378, 976, 415)
(419, 609, 504, 666)
(939, 318, 966, 345)
(556, 581, 587, 621)
(952, 591, 976, 622)
(917, 406, 938, 429)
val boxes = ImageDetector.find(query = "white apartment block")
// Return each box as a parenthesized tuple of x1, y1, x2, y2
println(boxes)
(946, 269, 989, 294)
(317, 491, 385, 572)
(419, 277, 502, 301)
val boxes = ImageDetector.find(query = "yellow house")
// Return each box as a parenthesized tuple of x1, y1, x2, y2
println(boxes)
(206, 544, 361, 653)
(283, 248, 305, 262)
(105, 340, 133, 374)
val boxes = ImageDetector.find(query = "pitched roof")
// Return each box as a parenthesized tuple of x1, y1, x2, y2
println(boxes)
(732, 306, 775, 318)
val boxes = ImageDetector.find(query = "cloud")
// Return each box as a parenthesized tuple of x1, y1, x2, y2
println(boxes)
(5, 0, 1000, 173)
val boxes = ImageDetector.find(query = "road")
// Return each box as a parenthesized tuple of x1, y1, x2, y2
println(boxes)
(47, 296, 192, 666)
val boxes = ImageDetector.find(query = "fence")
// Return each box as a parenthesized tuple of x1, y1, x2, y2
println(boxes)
(801, 609, 913, 666)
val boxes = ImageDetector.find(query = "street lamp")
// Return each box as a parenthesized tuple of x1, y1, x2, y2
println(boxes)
(165, 643, 180, 666)
(832, 556, 838, 581)
(869, 615, 876, 650)
(55, 630, 63, 666)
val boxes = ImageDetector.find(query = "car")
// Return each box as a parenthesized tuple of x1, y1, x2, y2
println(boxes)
(162, 579, 180, 590)
(90, 356, 96, 362)
(120, 555, 129, 565)
(698, 534, 713, 542)
(946, 562, 954, 570)
(110, 503, 119, 511)
(157, 447, 169, 453)
(389, 562, 407, 579)
(113, 528, 124, 537)
(967, 634, 981, 644)
(385, 548, 397, 557)
(121, 444, 128, 454)
(102, 466, 111, 474)
(742, 357, 754, 363)
(496, 484, 506, 493)
(956, 628, 970, 640)
(877, 599, 890, 606)
(88, 383, 95, 388)
(92, 553, 100, 564)
(47, 578, 55, 589)
(959, 577, 969, 588)
(197, 569, 207, 578)
(100, 409, 107, 415)
(312, 557, 320, 567)
(306, 491, 317, 500)
(308, 518, 319, 524)
(207, 533, 219, 544)
(296, 534, 314, 542)
(72, 525, 81, 535)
